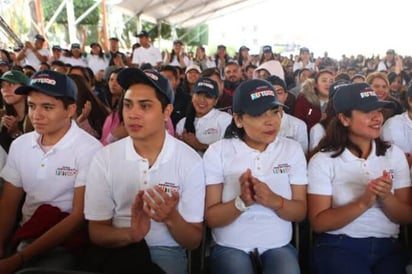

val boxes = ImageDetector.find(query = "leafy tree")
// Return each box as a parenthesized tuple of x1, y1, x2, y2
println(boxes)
(42, 0, 100, 25)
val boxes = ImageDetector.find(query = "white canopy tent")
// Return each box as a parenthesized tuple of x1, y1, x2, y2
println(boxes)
(113, 0, 267, 28)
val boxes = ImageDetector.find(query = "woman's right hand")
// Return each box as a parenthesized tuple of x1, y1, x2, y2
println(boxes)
(239, 169, 255, 206)
(358, 180, 377, 209)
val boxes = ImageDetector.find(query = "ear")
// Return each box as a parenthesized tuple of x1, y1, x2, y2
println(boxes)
(67, 103, 77, 118)
(163, 104, 174, 122)
(233, 113, 243, 128)
(337, 113, 350, 127)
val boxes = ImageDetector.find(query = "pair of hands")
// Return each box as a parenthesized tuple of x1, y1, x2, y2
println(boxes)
(24, 41, 34, 50)
(130, 186, 179, 242)
(238, 169, 283, 210)
(359, 170, 393, 209)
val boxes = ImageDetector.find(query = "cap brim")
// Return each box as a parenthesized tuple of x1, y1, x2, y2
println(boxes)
(117, 69, 171, 103)
(194, 88, 218, 98)
(361, 100, 394, 112)
(243, 101, 286, 116)
(15, 85, 64, 98)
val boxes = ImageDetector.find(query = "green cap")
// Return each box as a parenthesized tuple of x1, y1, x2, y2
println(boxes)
(0, 70, 30, 85)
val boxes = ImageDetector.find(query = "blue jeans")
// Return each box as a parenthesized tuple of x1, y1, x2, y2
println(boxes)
(209, 244, 300, 274)
(311, 233, 407, 274)
(149, 246, 187, 274)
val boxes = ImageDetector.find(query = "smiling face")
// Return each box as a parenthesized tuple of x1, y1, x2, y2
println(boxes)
(370, 77, 389, 100)
(192, 92, 217, 117)
(339, 109, 384, 146)
(234, 108, 281, 152)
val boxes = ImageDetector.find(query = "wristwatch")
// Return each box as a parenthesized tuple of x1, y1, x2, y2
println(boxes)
(234, 195, 250, 212)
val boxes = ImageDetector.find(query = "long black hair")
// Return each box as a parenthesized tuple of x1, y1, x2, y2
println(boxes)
(313, 110, 390, 159)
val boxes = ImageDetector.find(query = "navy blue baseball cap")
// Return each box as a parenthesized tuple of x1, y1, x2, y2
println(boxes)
(15, 70, 78, 101)
(333, 83, 393, 113)
(34, 34, 45, 41)
(262, 45, 272, 53)
(329, 79, 351, 99)
(194, 77, 219, 98)
(233, 79, 285, 116)
(71, 43, 81, 49)
(266, 75, 287, 91)
(117, 68, 175, 104)
(407, 84, 412, 97)
(136, 30, 149, 37)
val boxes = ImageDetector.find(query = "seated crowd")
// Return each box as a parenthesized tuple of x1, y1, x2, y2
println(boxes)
(1, 31, 412, 274)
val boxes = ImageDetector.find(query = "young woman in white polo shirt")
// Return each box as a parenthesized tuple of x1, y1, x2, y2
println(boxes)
(176, 77, 232, 155)
(308, 83, 412, 274)
(204, 79, 307, 274)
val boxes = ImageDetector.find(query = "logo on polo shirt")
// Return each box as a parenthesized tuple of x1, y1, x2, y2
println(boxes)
(55, 166, 78, 176)
(273, 163, 291, 174)
(388, 169, 394, 180)
(202, 128, 218, 135)
(158, 182, 180, 195)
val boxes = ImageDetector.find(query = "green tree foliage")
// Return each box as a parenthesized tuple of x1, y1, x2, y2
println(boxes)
(176, 24, 208, 46)
(42, 0, 100, 25)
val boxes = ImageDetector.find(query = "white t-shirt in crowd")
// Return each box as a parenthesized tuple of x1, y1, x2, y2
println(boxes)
(23, 48, 50, 70)
(309, 123, 326, 152)
(132, 45, 162, 67)
(176, 108, 232, 154)
(381, 112, 412, 154)
(85, 54, 110, 75)
(279, 112, 308, 153)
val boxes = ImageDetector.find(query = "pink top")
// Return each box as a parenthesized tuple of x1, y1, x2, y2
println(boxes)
(101, 113, 175, 146)
(100, 112, 120, 146)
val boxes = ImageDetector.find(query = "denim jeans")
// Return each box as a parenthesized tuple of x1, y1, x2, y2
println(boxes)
(149, 246, 187, 274)
(311, 233, 407, 274)
(209, 244, 300, 274)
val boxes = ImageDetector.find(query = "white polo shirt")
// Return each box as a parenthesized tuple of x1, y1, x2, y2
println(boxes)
(308, 142, 410, 238)
(65, 56, 87, 67)
(0, 122, 102, 224)
(168, 55, 191, 68)
(309, 123, 326, 151)
(293, 61, 316, 72)
(132, 45, 162, 66)
(279, 112, 308, 153)
(176, 108, 232, 148)
(0, 146, 6, 171)
(84, 133, 205, 247)
(203, 137, 307, 253)
(24, 48, 50, 70)
(381, 112, 412, 153)
(86, 54, 110, 75)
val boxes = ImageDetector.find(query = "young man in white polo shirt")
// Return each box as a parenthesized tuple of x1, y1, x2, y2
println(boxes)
(0, 70, 102, 273)
(132, 31, 163, 69)
(84, 68, 205, 274)
(16, 34, 50, 70)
